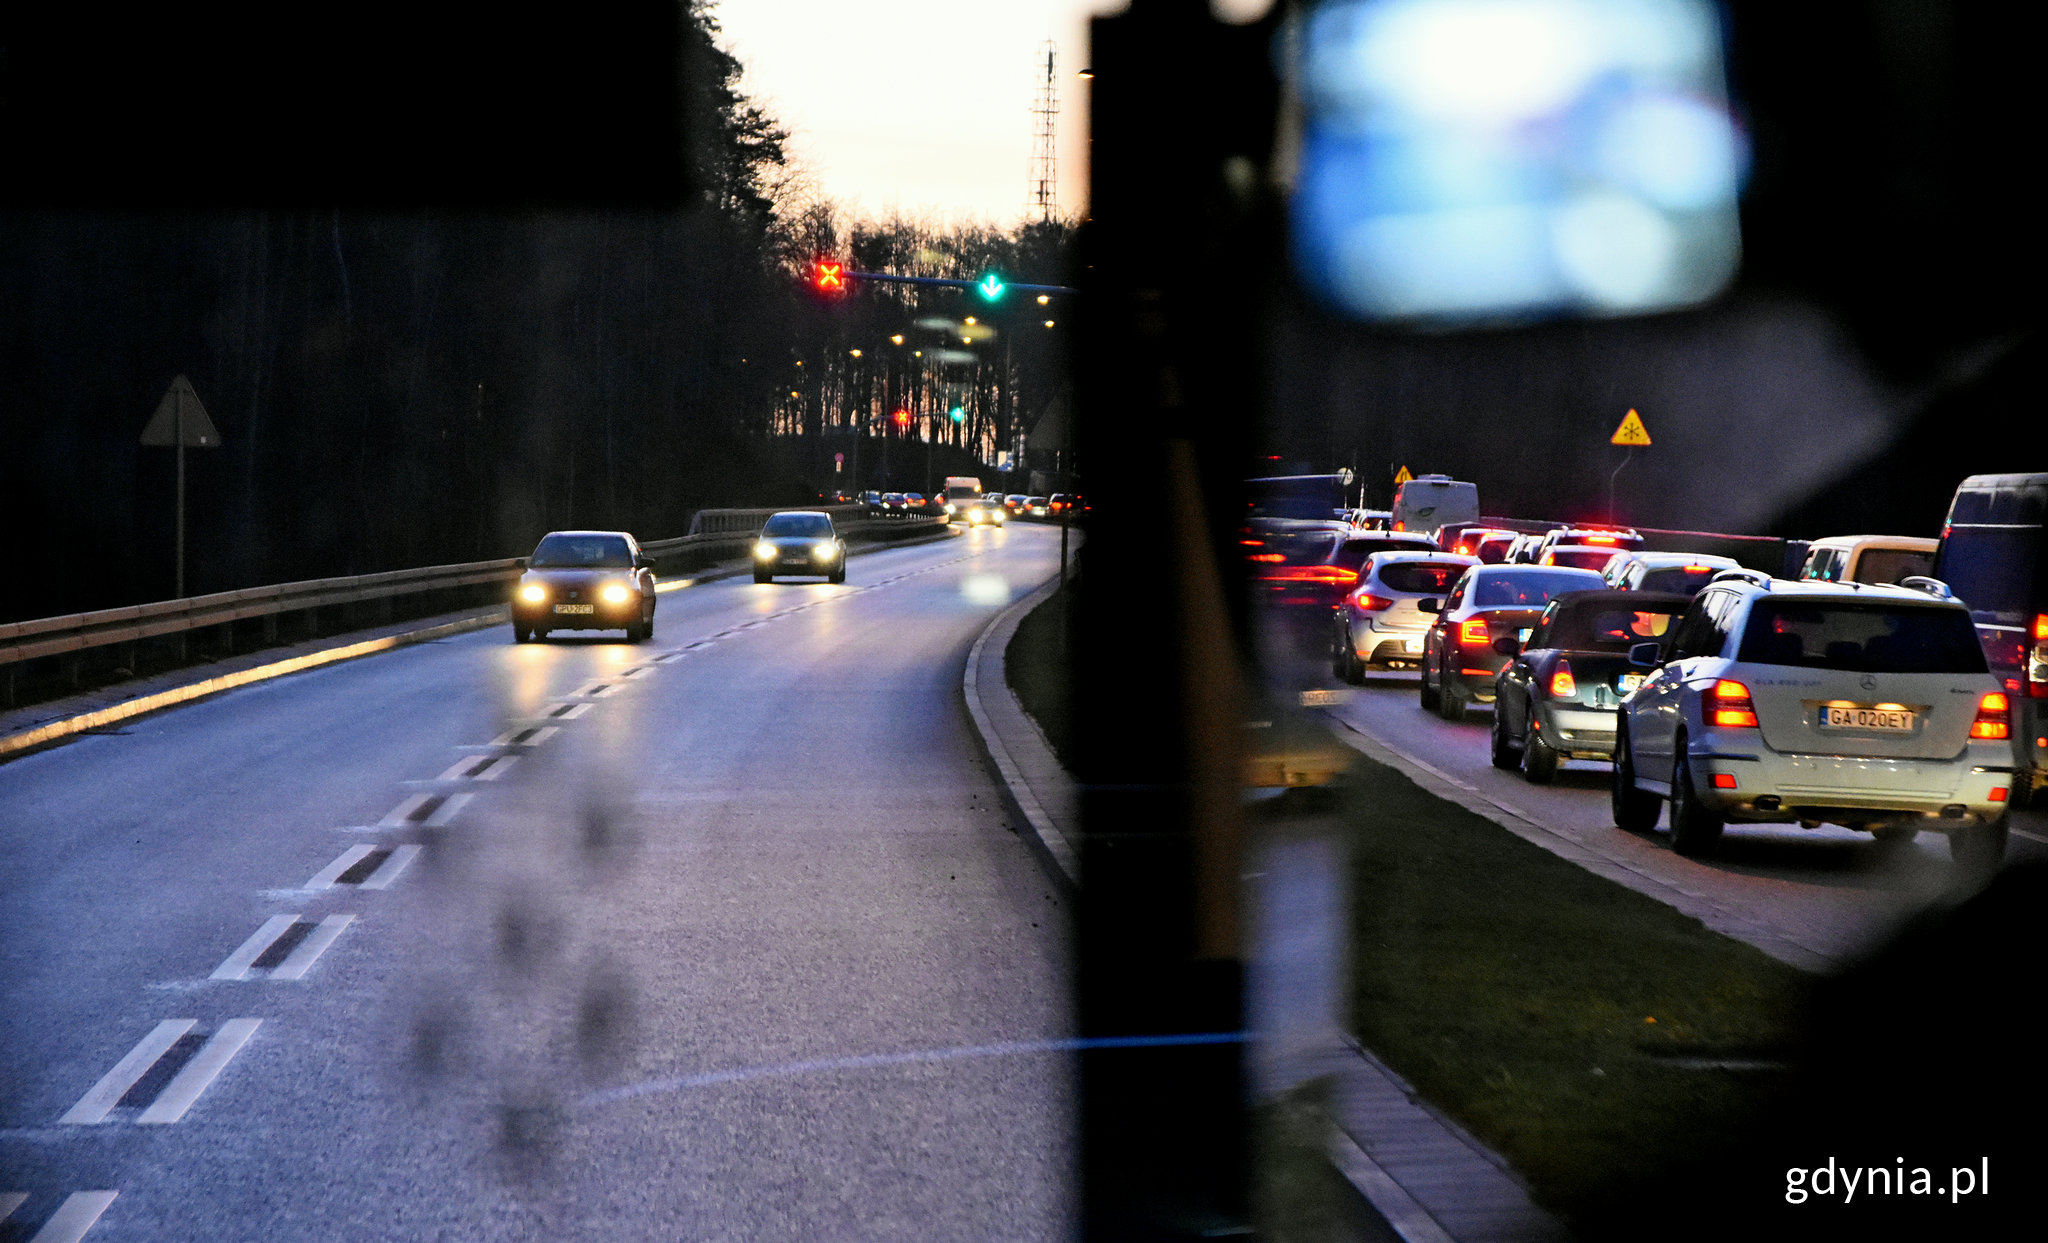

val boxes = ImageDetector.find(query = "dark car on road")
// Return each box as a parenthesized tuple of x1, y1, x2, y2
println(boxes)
(754, 510, 845, 583)
(512, 530, 657, 643)
(1489, 589, 1691, 782)
(1257, 529, 1440, 612)
(1418, 564, 1606, 719)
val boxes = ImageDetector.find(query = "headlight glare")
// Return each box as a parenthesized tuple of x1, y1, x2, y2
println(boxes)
(815, 540, 838, 560)
(755, 541, 776, 560)
(601, 582, 632, 605)
(519, 583, 546, 604)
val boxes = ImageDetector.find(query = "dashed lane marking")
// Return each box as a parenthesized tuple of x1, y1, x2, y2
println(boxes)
(210, 915, 300, 981)
(271, 915, 353, 980)
(17, 1192, 119, 1243)
(60, 1021, 194, 1124)
(358, 844, 420, 890)
(379, 792, 472, 826)
(308, 845, 376, 888)
(488, 725, 560, 747)
(546, 702, 593, 719)
(210, 915, 354, 981)
(137, 1019, 261, 1124)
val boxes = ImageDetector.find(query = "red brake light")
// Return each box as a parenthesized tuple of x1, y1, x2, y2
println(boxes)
(1459, 619, 1489, 645)
(1549, 661, 1576, 698)
(1392, 521, 1406, 531)
(1709, 679, 1758, 728)
(2034, 614, 2048, 642)
(1972, 691, 2012, 740)
(1249, 553, 1284, 563)
(1353, 593, 1393, 612)
(1586, 536, 1619, 545)
(1712, 773, 1739, 790)
(1990, 787, 2010, 803)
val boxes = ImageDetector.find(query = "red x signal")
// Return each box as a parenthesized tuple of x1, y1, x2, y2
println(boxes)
(812, 259, 847, 293)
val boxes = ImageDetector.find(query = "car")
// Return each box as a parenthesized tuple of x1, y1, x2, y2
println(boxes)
(1417, 564, 1607, 719)
(1330, 551, 1479, 680)
(902, 491, 928, 516)
(1933, 472, 2048, 806)
(1797, 534, 1939, 585)
(1003, 493, 1030, 514)
(880, 491, 908, 516)
(511, 530, 657, 643)
(1540, 544, 1626, 572)
(1532, 526, 1644, 564)
(963, 496, 1007, 526)
(1610, 572, 2013, 867)
(1257, 529, 1442, 612)
(1470, 530, 1520, 564)
(753, 510, 846, 583)
(1026, 496, 1050, 516)
(1489, 589, 1692, 782)
(1048, 492, 1077, 517)
(1601, 551, 1742, 595)
(1503, 530, 1561, 564)
(858, 489, 885, 517)
(1444, 525, 1517, 558)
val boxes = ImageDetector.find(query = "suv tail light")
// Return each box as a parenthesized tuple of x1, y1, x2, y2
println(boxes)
(1708, 679, 1758, 728)
(1353, 592, 1392, 612)
(1972, 691, 2012, 740)
(1549, 661, 1577, 698)
(2031, 614, 2048, 699)
(1459, 618, 1489, 645)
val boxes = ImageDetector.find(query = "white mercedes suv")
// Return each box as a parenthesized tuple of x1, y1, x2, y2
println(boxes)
(1611, 570, 2016, 870)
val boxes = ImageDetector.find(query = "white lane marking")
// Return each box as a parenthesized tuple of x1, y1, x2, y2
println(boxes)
(138, 1019, 260, 1124)
(2015, 824, 2048, 845)
(27, 1192, 119, 1243)
(569, 681, 620, 698)
(210, 915, 300, 981)
(307, 845, 375, 889)
(424, 792, 472, 824)
(271, 914, 354, 981)
(60, 1021, 195, 1124)
(434, 756, 487, 781)
(489, 725, 560, 746)
(360, 844, 422, 890)
(472, 757, 516, 781)
(381, 794, 433, 825)
(1, 1192, 26, 1222)
(547, 702, 593, 719)
(621, 666, 658, 679)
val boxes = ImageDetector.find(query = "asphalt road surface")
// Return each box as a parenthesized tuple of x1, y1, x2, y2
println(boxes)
(1, 523, 1073, 1242)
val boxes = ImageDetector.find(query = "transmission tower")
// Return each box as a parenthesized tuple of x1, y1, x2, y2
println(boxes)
(1029, 41, 1059, 223)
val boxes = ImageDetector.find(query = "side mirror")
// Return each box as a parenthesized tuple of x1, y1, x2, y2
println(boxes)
(1417, 598, 1442, 614)
(635, 553, 653, 569)
(515, 557, 527, 569)
(1627, 641, 1662, 669)
(1491, 635, 1520, 657)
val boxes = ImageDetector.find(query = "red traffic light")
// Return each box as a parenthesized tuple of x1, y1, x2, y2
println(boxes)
(812, 259, 847, 293)
(892, 409, 911, 429)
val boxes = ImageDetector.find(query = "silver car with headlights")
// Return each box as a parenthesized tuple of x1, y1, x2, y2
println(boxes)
(1330, 551, 1478, 680)
(1611, 572, 2016, 869)
(754, 511, 846, 584)
(511, 530, 657, 643)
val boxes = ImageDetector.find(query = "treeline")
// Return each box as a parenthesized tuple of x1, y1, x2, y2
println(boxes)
(2, 5, 1072, 621)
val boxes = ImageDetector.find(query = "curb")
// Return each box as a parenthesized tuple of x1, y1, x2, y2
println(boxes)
(960, 575, 1079, 892)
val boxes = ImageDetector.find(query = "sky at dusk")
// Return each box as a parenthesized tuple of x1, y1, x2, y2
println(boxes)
(709, 0, 1125, 226)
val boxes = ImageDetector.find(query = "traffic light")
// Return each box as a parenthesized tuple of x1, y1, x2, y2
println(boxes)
(976, 272, 1005, 301)
(812, 259, 847, 294)
(949, 406, 966, 424)
(892, 409, 911, 430)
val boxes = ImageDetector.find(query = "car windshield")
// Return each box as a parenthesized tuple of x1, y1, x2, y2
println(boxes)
(1540, 602, 1682, 650)
(763, 514, 832, 538)
(1377, 561, 1466, 593)
(1472, 570, 1598, 608)
(1853, 548, 1934, 585)
(1735, 603, 1987, 673)
(529, 534, 633, 568)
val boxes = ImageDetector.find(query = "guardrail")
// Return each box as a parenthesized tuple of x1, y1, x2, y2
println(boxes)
(1, 508, 944, 700)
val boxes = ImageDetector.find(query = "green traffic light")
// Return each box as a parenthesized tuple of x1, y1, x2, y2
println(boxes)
(977, 273, 1005, 300)
(949, 406, 966, 424)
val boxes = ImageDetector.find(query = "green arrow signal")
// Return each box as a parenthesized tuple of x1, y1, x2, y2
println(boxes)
(949, 406, 966, 423)
(977, 273, 1005, 300)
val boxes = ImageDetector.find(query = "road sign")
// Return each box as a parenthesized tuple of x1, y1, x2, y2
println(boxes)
(140, 375, 221, 446)
(834, 452, 845, 473)
(1393, 465, 1413, 486)
(1610, 408, 1652, 447)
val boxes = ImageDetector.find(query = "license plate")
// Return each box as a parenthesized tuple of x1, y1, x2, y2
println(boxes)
(1822, 706, 1915, 732)
(553, 603, 595, 615)
(1404, 639, 1422, 653)
(1617, 673, 1645, 694)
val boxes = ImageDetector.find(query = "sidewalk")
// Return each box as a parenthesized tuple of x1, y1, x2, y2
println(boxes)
(959, 584, 1572, 1242)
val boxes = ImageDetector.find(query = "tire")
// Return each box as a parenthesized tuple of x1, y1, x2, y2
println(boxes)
(1336, 625, 1365, 685)
(1611, 729, 1661, 833)
(643, 609, 655, 639)
(1668, 745, 1725, 857)
(754, 569, 771, 584)
(1331, 625, 1350, 680)
(1522, 733, 1560, 785)
(830, 564, 846, 584)
(1436, 676, 1465, 721)
(625, 620, 647, 643)
(1949, 816, 2009, 876)
(1489, 709, 1521, 770)
(1419, 663, 1441, 713)
(534, 628, 551, 642)
(513, 624, 533, 643)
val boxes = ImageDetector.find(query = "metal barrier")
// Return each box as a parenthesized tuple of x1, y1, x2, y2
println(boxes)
(2, 508, 943, 676)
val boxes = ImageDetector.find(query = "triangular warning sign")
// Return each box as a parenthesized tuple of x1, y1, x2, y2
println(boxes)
(1393, 465, 1414, 486)
(140, 375, 222, 447)
(1609, 409, 1651, 447)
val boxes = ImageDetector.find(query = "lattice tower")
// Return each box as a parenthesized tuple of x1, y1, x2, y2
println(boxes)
(1029, 41, 1059, 223)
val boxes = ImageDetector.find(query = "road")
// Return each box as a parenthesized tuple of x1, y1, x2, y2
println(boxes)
(1280, 645, 2048, 973)
(0, 524, 1074, 1242)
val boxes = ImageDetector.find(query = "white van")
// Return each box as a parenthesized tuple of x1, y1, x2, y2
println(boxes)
(1390, 475, 1479, 539)
(1798, 535, 1938, 586)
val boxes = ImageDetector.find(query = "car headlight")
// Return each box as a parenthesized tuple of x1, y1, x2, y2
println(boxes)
(755, 541, 776, 560)
(601, 582, 633, 605)
(815, 539, 838, 559)
(519, 583, 547, 604)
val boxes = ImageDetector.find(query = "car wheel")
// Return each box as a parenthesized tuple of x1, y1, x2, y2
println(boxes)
(1419, 661, 1441, 712)
(1522, 733, 1559, 785)
(1668, 745, 1724, 858)
(1330, 624, 1349, 680)
(1949, 816, 2008, 877)
(754, 569, 771, 584)
(1489, 709, 1520, 770)
(830, 564, 846, 585)
(1435, 676, 1465, 721)
(513, 624, 533, 643)
(625, 620, 647, 643)
(1611, 729, 1661, 833)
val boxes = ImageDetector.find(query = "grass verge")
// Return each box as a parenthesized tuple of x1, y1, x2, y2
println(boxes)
(1004, 582, 1075, 772)
(1342, 752, 1813, 1233)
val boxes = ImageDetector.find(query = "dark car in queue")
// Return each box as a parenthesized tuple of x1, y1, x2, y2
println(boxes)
(1331, 551, 1478, 680)
(754, 510, 846, 584)
(512, 530, 657, 643)
(880, 491, 908, 516)
(1257, 529, 1440, 612)
(1418, 564, 1606, 719)
(1601, 551, 1741, 596)
(1540, 544, 1626, 573)
(1489, 589, 1691, 782)
(963, 495, 1007, 527)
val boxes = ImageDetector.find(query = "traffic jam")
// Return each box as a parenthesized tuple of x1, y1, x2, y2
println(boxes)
(1252, 470, 2048, 875)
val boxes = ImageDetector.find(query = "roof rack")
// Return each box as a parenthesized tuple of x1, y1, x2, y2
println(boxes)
(1708, 567, 1773, 588)
(1897, 575, 1954, 599)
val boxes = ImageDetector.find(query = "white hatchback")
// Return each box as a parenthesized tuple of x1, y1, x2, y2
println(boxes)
(1612, 572, 2016, 869)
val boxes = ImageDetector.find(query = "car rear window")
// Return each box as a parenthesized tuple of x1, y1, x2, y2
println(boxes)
(1545, 547, 1619, 570)
(1377, 561, 1466, 593)
(1639, 565, 1721, 594)
(1735, 603, 1987, 673)
(763, 513, 832, 537)
(530, 534, 633, 568)
(1337, 536, 1435, 562)
(1472, 570, 1599, 608)
(1539, 602, 1682, 651)
(1852, 548, 1934, 585)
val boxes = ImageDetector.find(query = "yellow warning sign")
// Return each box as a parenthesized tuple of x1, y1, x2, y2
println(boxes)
(1610, 409, 1652, 447)
(1393, 465, 1414, 486)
